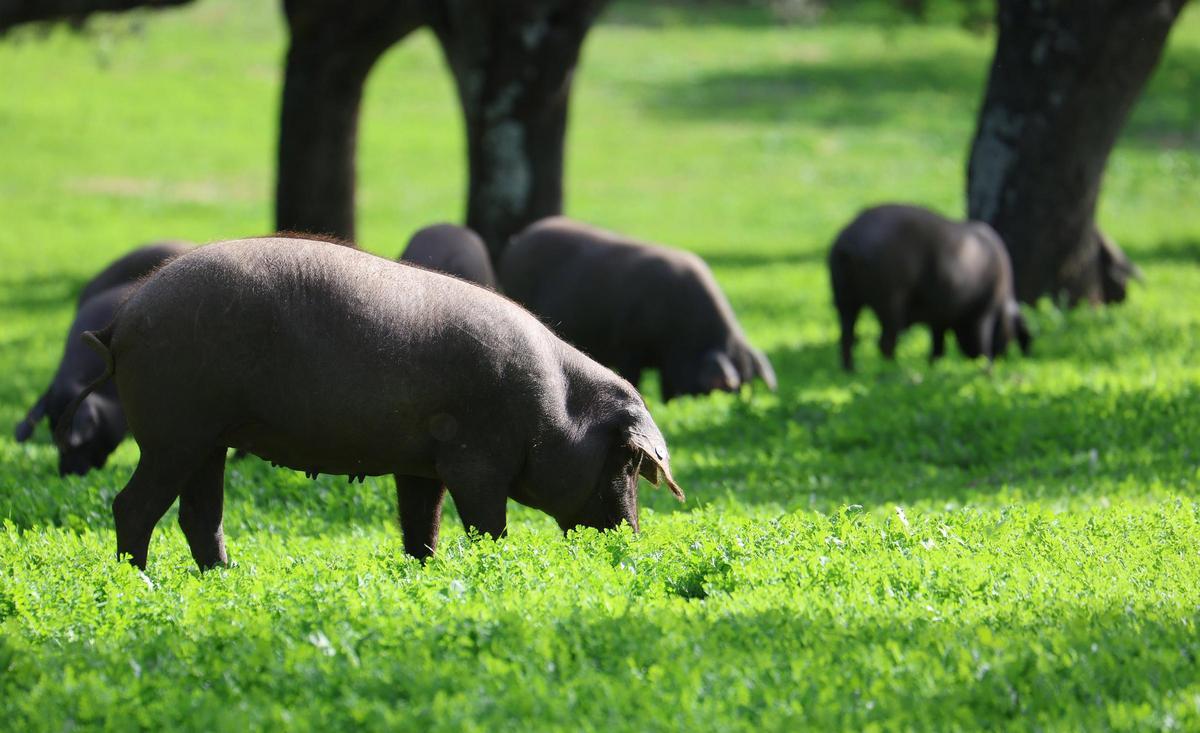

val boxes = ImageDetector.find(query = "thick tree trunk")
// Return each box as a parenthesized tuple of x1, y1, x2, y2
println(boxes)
(966, 0, 1185, 306)
(275, 0, 421, 241)
(0, 0, 192, 32)
(423, 0, 609, 259)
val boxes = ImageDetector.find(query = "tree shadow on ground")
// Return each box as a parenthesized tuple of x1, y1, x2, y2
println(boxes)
(662, 321, 1200, 512)
(701, 249, 829, 270)
(639, 52, 988, 128)
(636, 39, 1198, 152)
(0, 273, 87, 314)
(1130, 238, 1200, 265)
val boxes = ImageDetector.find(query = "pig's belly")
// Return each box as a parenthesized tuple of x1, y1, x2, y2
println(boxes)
(221, 421, 439, 480)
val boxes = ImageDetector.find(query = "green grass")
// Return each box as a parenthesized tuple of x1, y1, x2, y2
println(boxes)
(3, 2, 1200, 730)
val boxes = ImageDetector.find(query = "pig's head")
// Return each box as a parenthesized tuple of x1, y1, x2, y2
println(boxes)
(527, 385, 685, 534)
(661, 342, 777, 401)
(50, 393, 124, 476)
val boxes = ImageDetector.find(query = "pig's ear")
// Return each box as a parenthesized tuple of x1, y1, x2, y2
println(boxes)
(628, 431, 685, 502)
(749, 347, 777, 391)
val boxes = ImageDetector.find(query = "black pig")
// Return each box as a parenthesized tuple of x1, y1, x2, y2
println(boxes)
(75, 241, 193, 307)
(500, 217, 776, 401)
(400, 223, 497, 289)
(58, 238, 684, 571)
(829, 204, 1031, 371)
(16, 242, 191, 474)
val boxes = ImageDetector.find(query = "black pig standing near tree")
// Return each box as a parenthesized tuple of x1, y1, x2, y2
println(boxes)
(829, 204, 1031, 372)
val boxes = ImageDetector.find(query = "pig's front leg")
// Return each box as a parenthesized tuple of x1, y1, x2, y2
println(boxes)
(394, 475, 446, 560)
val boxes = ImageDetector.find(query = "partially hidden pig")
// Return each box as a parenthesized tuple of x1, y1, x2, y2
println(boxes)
(399, 223, 498, 289)
(16, 241, 192, 474)
(75, 240, 193, 307)
(828, 204, 1031, 371)
(499, 217, 776, 401)
(57, 238, 684, 571)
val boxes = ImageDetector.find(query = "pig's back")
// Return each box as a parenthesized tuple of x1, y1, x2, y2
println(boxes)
(111, 238, 564, 445)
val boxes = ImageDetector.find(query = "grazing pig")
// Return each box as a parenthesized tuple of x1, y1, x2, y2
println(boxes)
(17, 288, 129, 475)
(829, 204, 1032, 371)
(57, 238, 684, 571)
(16, 242, 191, 474)
(499, 217, 776, 401)
(400, 223, 498, 289)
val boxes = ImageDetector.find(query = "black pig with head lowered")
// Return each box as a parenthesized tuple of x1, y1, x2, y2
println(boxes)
(16, 241, 192, 474)
(829, 204, 1031, 371)
(500, 217, 776, 401)
(400, 223, 498, 289)
(59, 238, 684, 571)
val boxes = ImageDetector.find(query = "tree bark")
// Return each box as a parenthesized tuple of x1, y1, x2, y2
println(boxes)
(275, 0, 422, 241)
(0, 0, 192, 32)
(423, 0, 609, 258)
(966, 0, 1185, 306)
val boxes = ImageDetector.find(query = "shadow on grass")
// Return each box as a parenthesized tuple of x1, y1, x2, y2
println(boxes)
(664, 320, 1199, 511)
(0, 273, 86, 314)
(1130, 238, 1200, 265)
(640, 52, 987, 128)
(637, 38, 1198, 152)
(703, 249, 829, 270)
(6, 595, 1194, 730)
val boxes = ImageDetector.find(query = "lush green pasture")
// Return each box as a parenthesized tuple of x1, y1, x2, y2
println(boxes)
(3, 2, 1200, 730)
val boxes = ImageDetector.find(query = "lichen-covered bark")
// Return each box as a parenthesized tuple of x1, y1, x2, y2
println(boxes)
(423, 0, 610, 259)
(966, 0, 1185, 305)
(274, 0, 422, 241)
(0, 0, 192, 32)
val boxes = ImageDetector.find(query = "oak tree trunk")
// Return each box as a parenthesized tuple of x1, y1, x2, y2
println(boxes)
(275, 0, 421, 241)
(423, 0, 609, 259)
(966, 0, 1185, 305)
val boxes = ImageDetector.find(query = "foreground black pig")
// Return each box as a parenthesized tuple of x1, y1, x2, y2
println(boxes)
(500, 217, 776, 401)
(58, 238, 684, 571)
(829, 204, 1031, 371)
(400, 223, 497, 289)
(16, 242, 191, 474)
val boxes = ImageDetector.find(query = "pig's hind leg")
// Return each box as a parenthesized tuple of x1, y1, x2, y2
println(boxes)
(395, 475, 446, 560)
(113, 447, 211, 570)
(178, 448, 229, 570)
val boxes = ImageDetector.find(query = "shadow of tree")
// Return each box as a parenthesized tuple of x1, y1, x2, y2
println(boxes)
(661, 327, 1199, 512)
(636, 35, 1198, 152)
(639, 52, 987, 128)
(1130, 238, 1200, 265)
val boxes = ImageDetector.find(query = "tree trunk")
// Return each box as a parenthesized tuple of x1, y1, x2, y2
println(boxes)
(275, 0, 422, 241)
(966, 0, 1185, 306)
(423, 0, 609, 259)
(0, 0, 192, 32)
